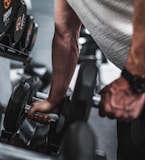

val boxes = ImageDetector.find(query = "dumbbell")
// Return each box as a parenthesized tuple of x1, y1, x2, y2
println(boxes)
(10, 62, 51, 95)
(3, 76, 48, 135)
(16, 15, 34, 52)
(79, 26, 98, 55)
(60, 122, 97, 160)
(78, 26, 107, 64)
(0, 0, 19, 39)
(15, 15, 38, 54)
(12, 0, 27, 45)
(24, 62, 51, 91)
(60, 122, 107, 160)
(2, 61, 98, 153)
(45, 61, 98, 154)
(24, 22, 38, 53)
(0, 0, 27, 47)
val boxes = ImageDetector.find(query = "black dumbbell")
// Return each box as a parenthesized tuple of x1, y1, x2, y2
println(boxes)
(60, 121, 107, 160)
(78, 26, 107, 64)
(3, 76, 41, 134)
(12, 0, 27, 45)
(4, 60, 97, 130)
(3, 74, 58, 133)
(17, 15, 34, 52)
(2, 61, 98, 154)
(0, 0, 20, 39)
(2, 75, 55, 141)
(0, 0, 27, 47)
(46, 61, 98, 154)
(24, 62, 51, 91)
(60, 122, 97, 160)
(24, 22, 38, 53)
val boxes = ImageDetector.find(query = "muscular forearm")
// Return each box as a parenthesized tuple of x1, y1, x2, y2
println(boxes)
(48, 0, 81, 105)
(126, 0, 145, 75)
(48, 30, 80, 105)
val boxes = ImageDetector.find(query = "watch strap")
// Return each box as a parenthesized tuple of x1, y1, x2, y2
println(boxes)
(121, 68, 133, 82)
(121, 68, 145, 93)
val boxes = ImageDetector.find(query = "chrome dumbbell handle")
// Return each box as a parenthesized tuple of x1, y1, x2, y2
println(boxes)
(92, 94, 101, 108)
(35, 91, 48, 99)
(26, 92, 101, 123)
(31, 91, 48, 102)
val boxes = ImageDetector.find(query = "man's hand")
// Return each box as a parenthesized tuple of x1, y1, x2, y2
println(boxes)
(27, 100, 59, 123)
(99, 76, 145, 121)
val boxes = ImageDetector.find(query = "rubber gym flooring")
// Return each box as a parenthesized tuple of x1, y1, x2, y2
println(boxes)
(0, 0, 120, 160)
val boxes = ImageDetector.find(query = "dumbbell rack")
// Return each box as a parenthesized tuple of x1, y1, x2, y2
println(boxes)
(0, 42, 31, 64)
(0, 42, 31, 133)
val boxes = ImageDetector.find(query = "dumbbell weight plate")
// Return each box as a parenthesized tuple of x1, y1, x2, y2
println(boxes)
(3, 76, 41, 133)
(20, 15, 34, 50)
(12, 0, 27, 44)
(0, 0, 19, 37)
(22, 76, 42, 104)
(4, 81, 32, 133)
(26, 22, 38, 53)
(66, 61, 98, 124)
(4, 76, 56, 134)
(60, 122, 97, 160)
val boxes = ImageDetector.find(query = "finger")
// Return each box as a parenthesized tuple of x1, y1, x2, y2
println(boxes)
(36, 114, 44, 121)
(98, 101, 106, 117)
(129, 107, 143, 120)
(99, 101, 114, 118)
(99, 109, 106, 117)
(99, 91, 112, 117)
(113, 109, 124, 119)
(27, 114, 51, 124)
(122, 111, 132, 121)
(126, 101, 144, 114)
(103, 91, 112, 114)
(42, 115, 51, 124)
(27, 104, 40, 115)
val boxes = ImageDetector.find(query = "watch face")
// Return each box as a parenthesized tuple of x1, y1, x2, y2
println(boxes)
(132, 76, 145, 93)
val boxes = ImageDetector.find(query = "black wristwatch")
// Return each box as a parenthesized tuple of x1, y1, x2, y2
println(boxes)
(121, 68, 145, 93)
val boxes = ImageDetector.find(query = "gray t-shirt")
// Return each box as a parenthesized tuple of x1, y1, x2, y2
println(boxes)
(67, 0, 134, 69)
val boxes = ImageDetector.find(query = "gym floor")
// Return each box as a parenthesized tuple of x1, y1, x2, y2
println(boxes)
(4, 0, 122, 160)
